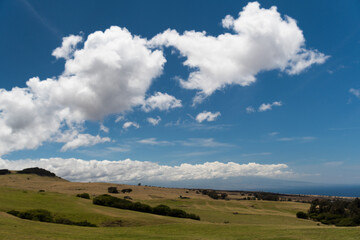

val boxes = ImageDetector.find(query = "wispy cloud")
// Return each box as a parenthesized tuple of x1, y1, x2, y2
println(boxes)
(323, 161, 343, 167)
(268, 132, 279, 136)
(179, 138, 232, 148)
(137, 138, 171, 145)
(123, 121, 140, 129)
(277, 136, 316, 142)
(21, 0, 62, 38)
(241, 152, 272, 157)
(349, 88, 360, 98)
(107, 146, 131, 152)
(246, 101, 283, 113)
(258, 101, 283, 112)
(147, 116, 161, 126)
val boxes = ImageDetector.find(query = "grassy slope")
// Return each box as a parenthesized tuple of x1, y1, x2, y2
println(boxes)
(0, 174, 359, 240)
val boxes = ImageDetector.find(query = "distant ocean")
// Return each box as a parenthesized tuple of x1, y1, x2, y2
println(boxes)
(267, 185, 360, 198)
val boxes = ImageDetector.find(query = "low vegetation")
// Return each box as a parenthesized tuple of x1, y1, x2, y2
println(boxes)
(7, 209, 96, 227)
(93, 194, 200, 220)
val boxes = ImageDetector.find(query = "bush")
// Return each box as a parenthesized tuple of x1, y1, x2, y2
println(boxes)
(8, 209, 96, 227)
(17, 209, 53, 222)
(108, 187, 119, 193)
(220, 193, 228, 199)
(93, 194, 200, 220)
(296, 211, 308, 219)
(121, 188, 133, 193)
(153, 205, 172, 216)
(76, 193, 90, 199)
(7, 210, 20, 216)
(170, 208, 188, 218)
(335, 218, 356, 227)
(17, 167, 56, 177)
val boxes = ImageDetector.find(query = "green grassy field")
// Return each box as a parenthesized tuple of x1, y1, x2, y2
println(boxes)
(0, 177, 359, 239)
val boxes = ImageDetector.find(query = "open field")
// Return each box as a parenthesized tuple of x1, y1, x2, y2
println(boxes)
(0, 173, 359, 240)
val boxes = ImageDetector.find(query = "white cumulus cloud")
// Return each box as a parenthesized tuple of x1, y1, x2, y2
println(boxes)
(0, 26, 165, 156)
(0, 158, 291, 182)
(151, 1, 328, 103)
(142, 92, 182, 112)
(258, 101, 283, 112)
(52, 35, 83, 60)
(123, 121, 140, 129)
(147, 116, 161, 126)
(196, 111, 221, 123)
(61, 134, 110, 151)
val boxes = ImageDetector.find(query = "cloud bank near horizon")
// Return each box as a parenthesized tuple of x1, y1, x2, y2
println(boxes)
(0, 158, 291, 182)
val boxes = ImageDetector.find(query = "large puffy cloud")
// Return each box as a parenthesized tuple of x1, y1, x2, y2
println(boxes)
(0, 158, 291, 182)
(31, 26, 166, 121)
(0, 27, 166, 155)
(151, 1, 328, 103)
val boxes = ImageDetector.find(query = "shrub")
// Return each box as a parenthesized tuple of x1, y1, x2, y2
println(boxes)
(335, 218, 356, 227)
(131, 202, 152, 213)
(170, 208, 188, 218)
(7, 210, 20, 216)
(18, 209, 53, 222)
(76, 193, 90, 199)
(93, 194, 200, 220)
(153, 205, 172, 216)
(108, 187, 119, 193)
(220, 193, 228, 199)
(296, 211, 308, 219)
(8, 209, 96, 227)
(121, 188, 133, 193)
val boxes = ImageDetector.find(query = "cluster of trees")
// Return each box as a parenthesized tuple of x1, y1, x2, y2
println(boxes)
(253, 192, 280, 201)
(0, 169, 11, 175)
(93, 194, 200, 220)
(200, 190, 228, 200)
(297, 198, 360, 226)
(17, 167, 56, 177)
(7, 209, 96, 227)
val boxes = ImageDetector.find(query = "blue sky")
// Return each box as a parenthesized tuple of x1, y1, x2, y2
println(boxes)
(0, 0, 360, 187)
